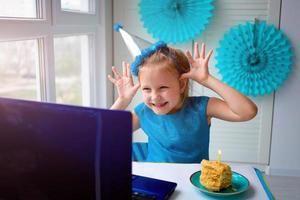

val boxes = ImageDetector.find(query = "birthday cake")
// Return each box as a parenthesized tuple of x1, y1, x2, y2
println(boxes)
(200, 159, 232, 191)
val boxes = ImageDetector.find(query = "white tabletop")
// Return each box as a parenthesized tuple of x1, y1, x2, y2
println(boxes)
(132, 162, 269, 200)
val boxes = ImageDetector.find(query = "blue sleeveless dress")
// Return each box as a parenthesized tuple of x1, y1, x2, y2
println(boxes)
(134, 96, 210, 163)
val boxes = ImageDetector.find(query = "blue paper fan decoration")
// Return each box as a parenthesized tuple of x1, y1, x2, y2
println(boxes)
(139, 0, 214, 44)
(216, 21, 293, 96)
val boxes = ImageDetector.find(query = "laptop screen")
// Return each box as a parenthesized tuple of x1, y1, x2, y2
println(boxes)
(0, 97, 132, 200)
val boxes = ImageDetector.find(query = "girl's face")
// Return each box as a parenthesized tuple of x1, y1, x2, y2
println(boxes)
(139, 64, 186, 115)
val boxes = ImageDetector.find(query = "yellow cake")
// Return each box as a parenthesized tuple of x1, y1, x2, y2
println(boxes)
(200, 159, 232, 191)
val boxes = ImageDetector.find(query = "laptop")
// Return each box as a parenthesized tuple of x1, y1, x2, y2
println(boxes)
(0, 97, 176, 200)
(0, 97, 132, 199)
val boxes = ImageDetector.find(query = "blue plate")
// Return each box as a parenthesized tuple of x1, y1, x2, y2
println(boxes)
(190, 171, 250, 197)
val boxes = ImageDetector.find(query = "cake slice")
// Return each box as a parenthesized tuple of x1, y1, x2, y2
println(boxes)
(200, 159, 232, 191)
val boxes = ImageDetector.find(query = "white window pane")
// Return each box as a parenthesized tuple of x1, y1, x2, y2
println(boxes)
(0, 0, 37, 18)
(54, 35, 90, 106)
(61, 0, 94, 13)
(0, 40, 39, 100)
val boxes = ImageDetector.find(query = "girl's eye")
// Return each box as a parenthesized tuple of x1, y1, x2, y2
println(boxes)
(142, 88, 151, 92)
(160, 86, 168, 90)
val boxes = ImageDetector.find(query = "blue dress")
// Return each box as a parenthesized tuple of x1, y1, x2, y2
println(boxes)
(134, 96, 210, 163)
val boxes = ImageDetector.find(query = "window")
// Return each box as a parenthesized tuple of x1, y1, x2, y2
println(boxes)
(0, 0, 111, 107)
(0, 0, 39, 18)
(54, 35, 91, 106)
(61, 0, 95, 14)
(0, 39, 40, 100)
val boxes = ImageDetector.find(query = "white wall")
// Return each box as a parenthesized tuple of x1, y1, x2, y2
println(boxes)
(270, 0, 300, 177)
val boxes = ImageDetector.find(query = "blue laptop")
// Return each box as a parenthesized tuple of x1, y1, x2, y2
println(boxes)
(0, 97, 176, 200)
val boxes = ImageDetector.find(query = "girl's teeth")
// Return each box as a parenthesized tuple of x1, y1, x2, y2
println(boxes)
(156, 102, 166, 107)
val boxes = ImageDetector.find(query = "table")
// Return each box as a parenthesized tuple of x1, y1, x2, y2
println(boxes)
(132, 162, 274, 200)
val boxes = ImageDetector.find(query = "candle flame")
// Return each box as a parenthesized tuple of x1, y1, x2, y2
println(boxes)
(217, 149, 222, 162)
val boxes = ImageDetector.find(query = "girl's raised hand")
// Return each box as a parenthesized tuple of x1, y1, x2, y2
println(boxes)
(181, 43, 213, 84)
(108, 62, 140, 101)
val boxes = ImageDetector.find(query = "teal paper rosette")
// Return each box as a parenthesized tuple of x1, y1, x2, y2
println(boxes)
(139, 0, 214, 44)
(216, 21, 293, 96)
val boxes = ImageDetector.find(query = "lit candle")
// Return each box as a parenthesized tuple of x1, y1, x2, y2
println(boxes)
(217, 149, 222, 162)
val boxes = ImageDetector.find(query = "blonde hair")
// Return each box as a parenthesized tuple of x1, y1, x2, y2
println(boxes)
(139, 46, 190, 101)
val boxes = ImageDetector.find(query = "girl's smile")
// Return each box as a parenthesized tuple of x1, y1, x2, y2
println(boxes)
(152, 102, 168, 108)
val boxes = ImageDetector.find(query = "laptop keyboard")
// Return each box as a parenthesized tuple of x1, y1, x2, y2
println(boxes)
(132, 191, 157, 200)
(132, 175, 157, 200)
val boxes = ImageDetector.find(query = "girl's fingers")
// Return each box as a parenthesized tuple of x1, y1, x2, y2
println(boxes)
(180, 73, 190, 80)
(205, 49, 213, 62)
(127, 63, 134, 85)
(122, 62, 127, 77)
(112, 66, 121, 79)
(185, 50, 194, 64)
(180, 74, 187, 80)
(200, 43, 205, 59)
(194, 42, 200, 59)
(107, 74, 116, 84)
(133, 83, 141, 92)
(126, 63, 131, 77)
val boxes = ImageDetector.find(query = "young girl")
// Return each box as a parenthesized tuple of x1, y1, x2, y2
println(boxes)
(108, 42, 257, 163)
